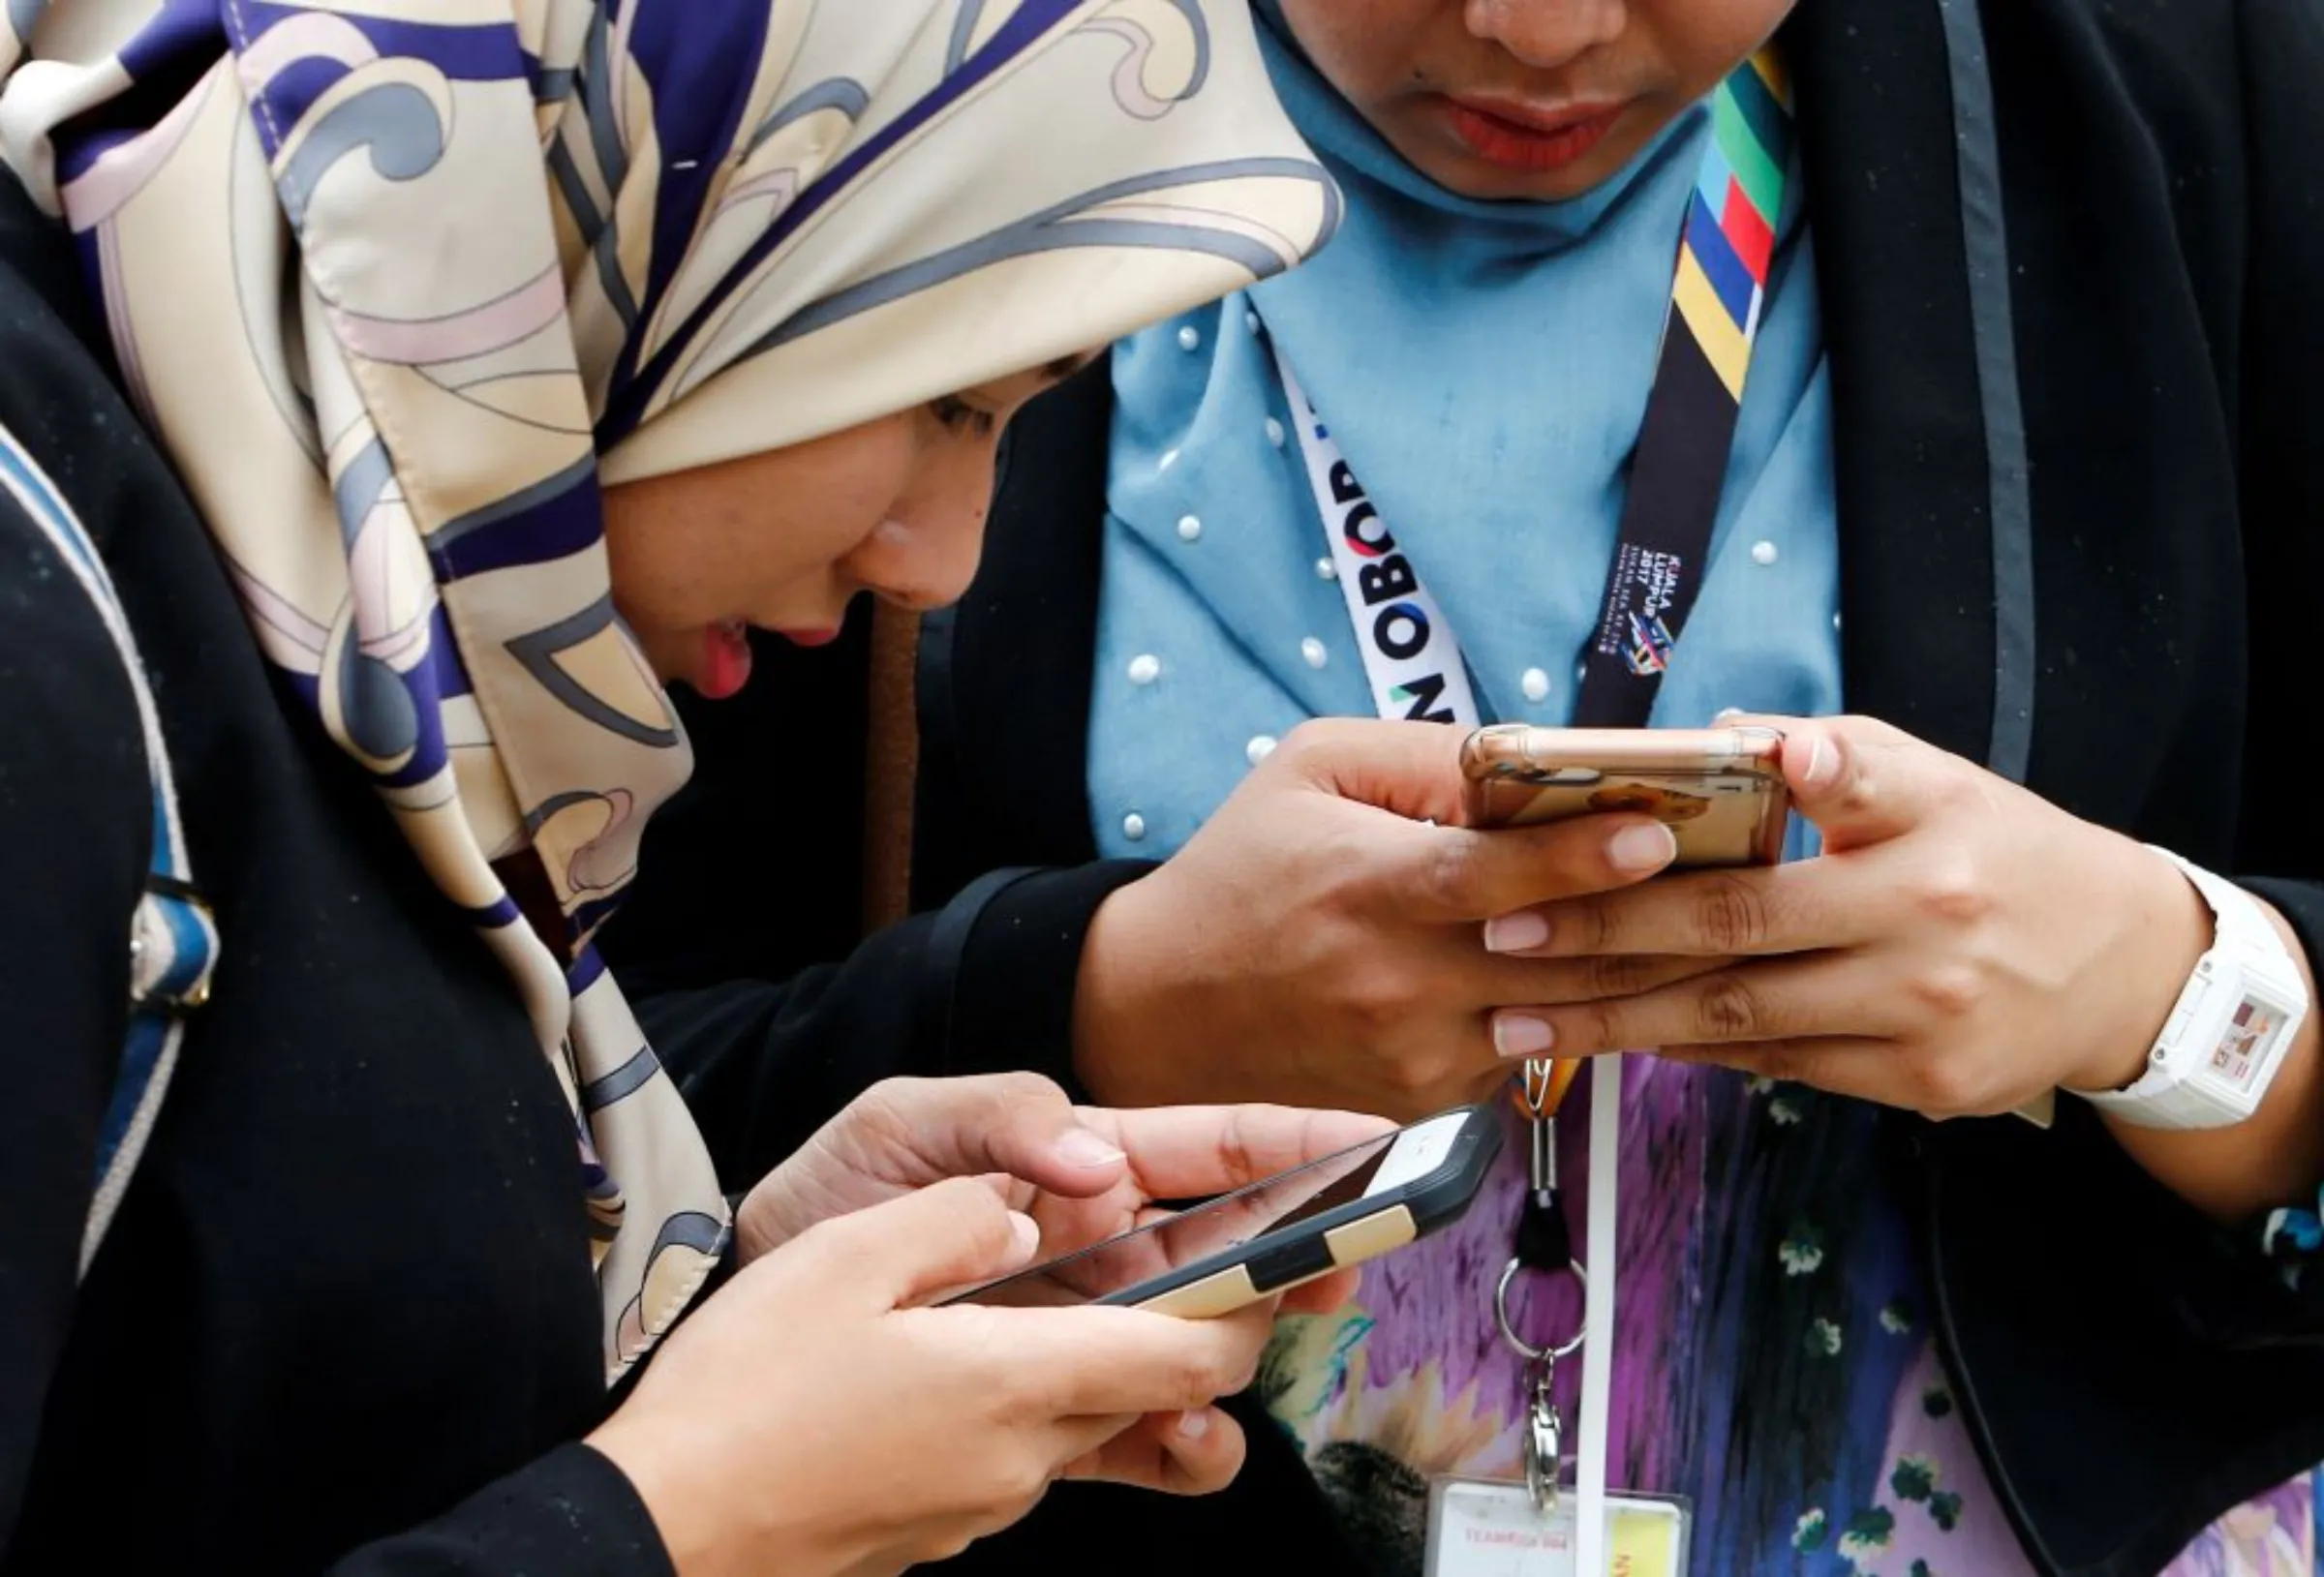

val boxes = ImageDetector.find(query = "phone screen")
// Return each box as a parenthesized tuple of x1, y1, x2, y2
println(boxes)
(951, 1113, 1464, 1309)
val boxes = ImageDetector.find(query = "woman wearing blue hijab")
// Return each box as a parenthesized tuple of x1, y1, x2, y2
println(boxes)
(628, 0, 2324, 1573)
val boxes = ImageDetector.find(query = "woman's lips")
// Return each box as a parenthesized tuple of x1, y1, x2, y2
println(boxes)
(687, 622, 841, 699)
(1441, 96, 1624, 173)
(696, 621, 753, 700)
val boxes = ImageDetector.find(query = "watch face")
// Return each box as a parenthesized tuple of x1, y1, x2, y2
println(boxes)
(2209, 997, 2282, 1094)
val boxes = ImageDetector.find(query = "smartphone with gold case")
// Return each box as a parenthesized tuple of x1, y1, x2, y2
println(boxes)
(1458, 723, 1790, 868)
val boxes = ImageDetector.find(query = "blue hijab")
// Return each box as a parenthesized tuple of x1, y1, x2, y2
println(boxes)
(1089, 10, 1843, 858)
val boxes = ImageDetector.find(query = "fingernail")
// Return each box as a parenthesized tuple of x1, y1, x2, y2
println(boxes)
(1483, 912, 1551, 954)
(1608, 823, 1677, 872)
(1055, 1129, 1128, 1168)
(1493, 1015, 1555, 1059)
(1176, 1409, 1211, 1441)
(1802, 737, 1839, 788)
(1715, 707, 1746, 722)
(1007, 1211, 1040, 1258)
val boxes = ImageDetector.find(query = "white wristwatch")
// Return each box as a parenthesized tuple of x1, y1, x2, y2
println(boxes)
(2071, 848, 2311, 1130)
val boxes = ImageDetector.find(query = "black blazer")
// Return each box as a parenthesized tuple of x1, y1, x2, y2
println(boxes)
(616, 1, 2324, 1572)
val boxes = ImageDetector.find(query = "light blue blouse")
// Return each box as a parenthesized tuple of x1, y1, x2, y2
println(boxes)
(1089, 52, 1842, 861)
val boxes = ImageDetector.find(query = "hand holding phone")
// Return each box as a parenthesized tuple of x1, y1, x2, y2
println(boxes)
(948, 1106, 1502, 1317)
(1069, 719, 1734, 1123)
(1460, 723, 1791, 868)
(591, 1177, 1287, 1577)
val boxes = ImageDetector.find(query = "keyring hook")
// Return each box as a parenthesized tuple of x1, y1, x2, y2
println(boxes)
(1522, 1058, 1558, 1116)
(1524, 1383, 1563, 1513)
(1495, 1256, 1587, 1364)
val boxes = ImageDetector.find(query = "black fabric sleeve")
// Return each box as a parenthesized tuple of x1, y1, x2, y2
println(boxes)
(0, 446, 682, 1577)
(1939, 0, 2324, 1349)
(2198, 0, 2324, 1323)
(1926, 8, 2324, 1566)
(2228, 0, 2324, 1015)
(0, 478, 151, 1546)
(635, 861, 1149, 1190)
(944, 861, 1153, 1097)
(327, 1445, 672, 1577)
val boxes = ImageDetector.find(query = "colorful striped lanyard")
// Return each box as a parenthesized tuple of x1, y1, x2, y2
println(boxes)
(1575, 47, 1795, 727)
(1275, 49, 1794, 742)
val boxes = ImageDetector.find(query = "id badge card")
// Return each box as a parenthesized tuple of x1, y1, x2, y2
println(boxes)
(1423, 1479, 1690, 1577)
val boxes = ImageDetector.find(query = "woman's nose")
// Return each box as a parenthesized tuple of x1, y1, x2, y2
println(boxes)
(874, 525, 984, 613)
(849, 452, 999, 613)
(1462, 0, 1627, 71)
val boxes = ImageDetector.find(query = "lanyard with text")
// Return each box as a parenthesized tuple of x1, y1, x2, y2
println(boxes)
(1272, 49, 1793, 1575)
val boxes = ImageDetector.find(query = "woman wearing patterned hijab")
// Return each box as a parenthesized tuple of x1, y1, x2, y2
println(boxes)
(0, 2, 1360, 1572)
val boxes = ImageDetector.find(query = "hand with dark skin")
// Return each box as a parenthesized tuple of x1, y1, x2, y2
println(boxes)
(1482, 714, 2324, 1223)
(1076, 717, 2324, 1224)
(1074, 719, 1706, 1122)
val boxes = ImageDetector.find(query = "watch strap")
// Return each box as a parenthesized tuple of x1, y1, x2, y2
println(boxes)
(2075, 848, 2309, 1130)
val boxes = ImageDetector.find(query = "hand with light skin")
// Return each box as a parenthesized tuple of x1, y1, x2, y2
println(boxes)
(1480, 714, 2324, 1221)
(591, 1079, 1388, 1577)
(736, 1073, 1389, 1314)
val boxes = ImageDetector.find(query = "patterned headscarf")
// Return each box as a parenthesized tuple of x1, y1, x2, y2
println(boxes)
(0, 0, 1335, 1376)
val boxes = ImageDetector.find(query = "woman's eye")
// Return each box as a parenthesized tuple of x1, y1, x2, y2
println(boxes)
(930, 394, 998, 439)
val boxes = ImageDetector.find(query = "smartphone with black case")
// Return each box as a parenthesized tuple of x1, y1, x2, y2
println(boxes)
(946, 1105, 1501, 1317)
